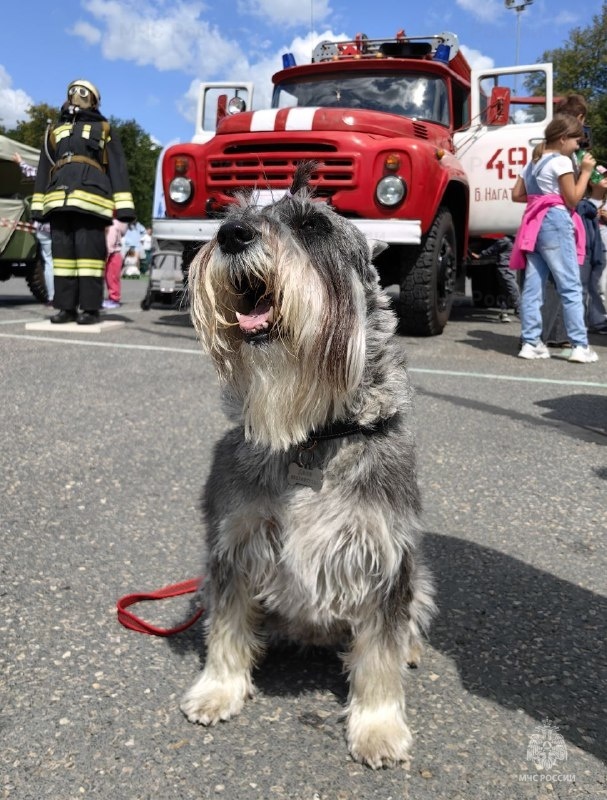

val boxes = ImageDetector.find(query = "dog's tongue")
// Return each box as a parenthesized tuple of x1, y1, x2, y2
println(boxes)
(236, 298, 273, 332)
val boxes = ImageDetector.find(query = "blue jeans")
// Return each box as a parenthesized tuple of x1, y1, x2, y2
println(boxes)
(579, 256, 607, 329)
(520, 207, 588, 347)
(36, 228, 54, 302)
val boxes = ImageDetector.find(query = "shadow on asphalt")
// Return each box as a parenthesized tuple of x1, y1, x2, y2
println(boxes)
(154, 312, 193, 327)
(458, 324, 607, 356)
(164, 599, 348, 703)
(535, 394, 607, 438)
(425, 531, 606, 765)
(0, 294, 42, 307)
(161, 531, 606, 765)
(417, 387, 607, 445)
(455, 327, 520, 356)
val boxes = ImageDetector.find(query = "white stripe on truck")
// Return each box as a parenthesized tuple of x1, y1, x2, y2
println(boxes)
(285, 107, 319, 130)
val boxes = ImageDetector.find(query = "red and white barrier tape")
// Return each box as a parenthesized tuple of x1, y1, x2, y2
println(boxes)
(0, 217, 36, 233)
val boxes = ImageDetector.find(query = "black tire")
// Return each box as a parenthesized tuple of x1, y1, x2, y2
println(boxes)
(25, 255, 49, 304)
(397, 208, 457, 336)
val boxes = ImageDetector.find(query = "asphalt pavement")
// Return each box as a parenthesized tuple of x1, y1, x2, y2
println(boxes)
(1, 276, 606, 800)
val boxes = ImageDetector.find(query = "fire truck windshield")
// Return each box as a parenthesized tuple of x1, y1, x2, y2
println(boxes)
(272, 72, 450, 126)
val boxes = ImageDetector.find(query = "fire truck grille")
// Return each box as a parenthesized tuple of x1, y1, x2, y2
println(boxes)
(207, 146, 355, 196)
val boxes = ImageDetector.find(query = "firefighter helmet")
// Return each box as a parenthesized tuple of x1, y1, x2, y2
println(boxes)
(67, 79, 101, 109)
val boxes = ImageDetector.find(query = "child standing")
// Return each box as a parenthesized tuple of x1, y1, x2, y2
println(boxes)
(510, 114, 599, 363)
(103, 218, 127, 309)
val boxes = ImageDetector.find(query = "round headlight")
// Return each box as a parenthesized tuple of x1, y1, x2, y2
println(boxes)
(375, 175, 406, 207)
(169, 177, 192, 204)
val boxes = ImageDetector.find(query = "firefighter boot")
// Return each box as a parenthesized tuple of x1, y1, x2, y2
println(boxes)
(77, 311, 101, 325)
(50, 310, 78, 324)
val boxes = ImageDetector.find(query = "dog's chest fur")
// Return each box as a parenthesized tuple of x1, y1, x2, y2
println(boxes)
(205, 428, 417, 639)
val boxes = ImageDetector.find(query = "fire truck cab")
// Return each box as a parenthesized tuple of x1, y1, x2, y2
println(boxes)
(154, 31, 553, 335)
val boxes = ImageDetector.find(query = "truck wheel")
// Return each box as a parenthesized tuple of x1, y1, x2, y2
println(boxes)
(397, 208, 456, 336)
(25, 257, 49, 304)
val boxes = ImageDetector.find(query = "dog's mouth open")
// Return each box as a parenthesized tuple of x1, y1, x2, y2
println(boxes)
(233, 277, 276, 344)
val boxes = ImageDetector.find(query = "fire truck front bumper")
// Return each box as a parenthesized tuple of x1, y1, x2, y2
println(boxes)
(152, 218, 423, 246)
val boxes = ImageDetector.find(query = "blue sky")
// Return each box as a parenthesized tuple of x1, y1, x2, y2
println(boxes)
(0, 0, 601, 146)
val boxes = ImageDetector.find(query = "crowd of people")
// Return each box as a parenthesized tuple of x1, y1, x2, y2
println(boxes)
(101, 221, 154, 309)
(509, 93, 606, 364)
(13, 81, 606, 359)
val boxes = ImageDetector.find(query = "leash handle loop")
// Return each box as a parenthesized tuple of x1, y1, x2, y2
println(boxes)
(116, 578, 203, 636)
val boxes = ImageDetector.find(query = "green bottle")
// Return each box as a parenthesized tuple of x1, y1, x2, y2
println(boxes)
(576, 151, 606, 184)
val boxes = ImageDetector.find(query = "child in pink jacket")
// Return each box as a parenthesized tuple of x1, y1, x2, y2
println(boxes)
(510, 115, 598, 364)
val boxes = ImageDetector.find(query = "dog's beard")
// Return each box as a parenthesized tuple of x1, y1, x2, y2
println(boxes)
(189, 235, 367, 450)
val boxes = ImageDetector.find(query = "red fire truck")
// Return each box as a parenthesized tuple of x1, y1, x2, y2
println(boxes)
(153, 31, 553, 335)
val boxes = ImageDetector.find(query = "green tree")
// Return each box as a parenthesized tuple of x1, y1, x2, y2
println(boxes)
(3, 104, 160, 225)
(529, 2, 607, 162)
(4, 103, 60, 149)
(109, 118, 161, 226)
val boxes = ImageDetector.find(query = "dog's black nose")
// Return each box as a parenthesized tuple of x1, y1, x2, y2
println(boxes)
(217, 220, 257, 254)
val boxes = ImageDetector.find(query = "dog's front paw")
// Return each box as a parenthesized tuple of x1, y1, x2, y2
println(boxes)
(346, 705, 412, 769)
(180, 671, 252, 725)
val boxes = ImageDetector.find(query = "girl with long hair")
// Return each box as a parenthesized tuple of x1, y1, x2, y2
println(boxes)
(511, 114, 599, 363)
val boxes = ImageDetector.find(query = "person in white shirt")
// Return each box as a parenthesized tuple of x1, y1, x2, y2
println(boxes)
(510, 114, 598, 363)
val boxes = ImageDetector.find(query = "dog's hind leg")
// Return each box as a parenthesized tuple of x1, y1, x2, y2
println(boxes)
(405, 561, 436, 669)
(180, 579, 262, 726)
(343, 618, 413, 769)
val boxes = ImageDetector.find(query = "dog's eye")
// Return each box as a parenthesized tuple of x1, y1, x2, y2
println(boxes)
(298, 213, 331, 235)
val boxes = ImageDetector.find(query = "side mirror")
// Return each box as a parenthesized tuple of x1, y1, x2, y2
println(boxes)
(487, 86, 511, 126)
(216, 94, 228, 127)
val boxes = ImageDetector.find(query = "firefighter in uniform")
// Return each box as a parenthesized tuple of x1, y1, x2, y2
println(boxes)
(31, 80, 135, 324)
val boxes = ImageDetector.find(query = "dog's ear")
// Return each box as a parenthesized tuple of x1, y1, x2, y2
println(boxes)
(290, 160, 319, 195)
(368, 238, 389, 261)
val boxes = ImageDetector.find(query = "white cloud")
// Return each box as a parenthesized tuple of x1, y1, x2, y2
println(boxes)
(456, 0, 503, 23)
(69, 20, 102, 45)
(241, 31, 346, 110)
(73, 0, 243, 74)
(460, 45, 495, 71)
(0, 65, 34, 129)
(176, 28, 349, 131)
(238, 0, 331, 27)
(553, 10, 578, 26)
(67, 1, 352, 133)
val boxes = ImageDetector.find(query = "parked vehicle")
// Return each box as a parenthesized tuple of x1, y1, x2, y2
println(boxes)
(153, 31, 553, 334)
(0, 134, 48, 303)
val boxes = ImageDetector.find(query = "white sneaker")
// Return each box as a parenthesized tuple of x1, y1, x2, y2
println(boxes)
(568, 345, 599, 363)
(518, 342, 550, 360)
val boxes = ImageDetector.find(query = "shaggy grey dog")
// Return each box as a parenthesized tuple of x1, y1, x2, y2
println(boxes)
(182, 163, 435, 769)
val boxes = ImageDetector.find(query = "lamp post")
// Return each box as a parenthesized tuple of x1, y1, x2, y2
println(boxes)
(504, 0, 533, 68)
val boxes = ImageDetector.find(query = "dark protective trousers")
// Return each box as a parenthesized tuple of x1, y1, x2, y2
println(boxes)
(50, 212, 107, 311)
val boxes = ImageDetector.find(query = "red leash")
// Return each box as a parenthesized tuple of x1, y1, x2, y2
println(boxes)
(116, 578, 204, 636)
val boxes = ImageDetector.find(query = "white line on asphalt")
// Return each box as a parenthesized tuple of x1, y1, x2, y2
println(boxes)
(0, 318, 34, 325)
(0, 331, 201, 354)
(409, 367, 607, 389)
(1, 332, 607, 389)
